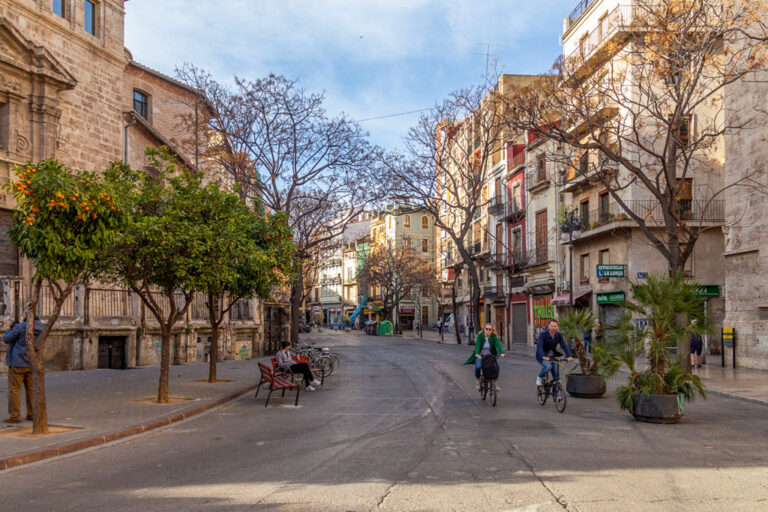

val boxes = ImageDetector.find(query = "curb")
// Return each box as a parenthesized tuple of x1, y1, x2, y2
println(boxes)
(0, 384, 257, 471)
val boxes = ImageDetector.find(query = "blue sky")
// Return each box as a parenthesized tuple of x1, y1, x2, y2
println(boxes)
(125, 1, 568, 151)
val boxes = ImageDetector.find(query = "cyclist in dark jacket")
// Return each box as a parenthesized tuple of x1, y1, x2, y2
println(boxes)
(536, 319, 573, 386)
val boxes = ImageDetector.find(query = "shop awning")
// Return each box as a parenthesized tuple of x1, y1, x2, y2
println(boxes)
(552, 289, 592, 306)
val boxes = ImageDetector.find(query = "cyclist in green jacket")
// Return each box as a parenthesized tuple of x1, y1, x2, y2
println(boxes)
(464, 324, 505, 391)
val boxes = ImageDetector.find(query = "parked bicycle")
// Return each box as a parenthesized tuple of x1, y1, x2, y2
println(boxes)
(536, 357, 567, 412)
(293, 344, 341, 376)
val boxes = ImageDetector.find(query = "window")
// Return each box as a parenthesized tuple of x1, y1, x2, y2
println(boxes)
(599, 249, 610, 265)
(421, 239, 428, 253)
(512, 184, 521, 211)
(676, 117, 692, 148)
(599, 192, 610, 222)
(675, 178, 693, 218)
(404, 237, 411, 248)
(421, 216, 428, 229)
(580, 253, 590, 282)
(579, 151, 589, 175)
(133, 90, 148, 119)
(580, 199, 590, 228)
(537, 154, 546, 182)
(403, 215, 410, 228)
(84, 0, 96, 35)
(53, 0, 65, 17)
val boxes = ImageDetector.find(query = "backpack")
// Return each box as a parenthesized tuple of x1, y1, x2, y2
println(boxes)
(481, 354, 498, 380)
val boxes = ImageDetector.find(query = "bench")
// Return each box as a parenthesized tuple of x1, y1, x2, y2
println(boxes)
(271, 355, 325, 386)
(255, 362, 299, 407)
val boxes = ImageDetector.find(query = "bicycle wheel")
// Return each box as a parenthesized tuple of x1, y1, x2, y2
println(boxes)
(326, 353, 341, 376)
(537, 384, 548, 406)
(553, 382, 567, 412)
(481, 378, 488, 400)
(490, 383, 497, 407)
(318, 356, 333, 376)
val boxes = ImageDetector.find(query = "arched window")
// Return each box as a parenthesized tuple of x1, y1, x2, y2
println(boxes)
(404, 215, 410, 228)
(421, 216, 428, 229)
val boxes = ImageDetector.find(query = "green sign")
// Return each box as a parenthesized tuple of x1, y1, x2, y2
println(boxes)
(597, 291, 626, 304)
(596, 264, 626, 278)
(533, 304, 555, 320)
(696, 285, 720, 298)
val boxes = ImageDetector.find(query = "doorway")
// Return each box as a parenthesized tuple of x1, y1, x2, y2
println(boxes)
(512, 303, 528, 345)
(98, 336, 126, 369)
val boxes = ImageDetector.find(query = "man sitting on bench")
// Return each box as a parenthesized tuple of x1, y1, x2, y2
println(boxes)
(276, 342, 321, 391)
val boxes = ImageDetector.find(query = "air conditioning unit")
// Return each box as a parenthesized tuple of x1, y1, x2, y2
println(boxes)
(560, 280, 569, 291)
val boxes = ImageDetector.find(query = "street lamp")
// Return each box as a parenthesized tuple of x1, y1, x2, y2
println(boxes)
(560, 210, 583, 308)
(463, 262, 475, 345)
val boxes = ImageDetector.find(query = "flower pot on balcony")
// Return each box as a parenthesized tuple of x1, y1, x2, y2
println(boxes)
(566, 374, 606, 398)
(631, 393, 684, 424)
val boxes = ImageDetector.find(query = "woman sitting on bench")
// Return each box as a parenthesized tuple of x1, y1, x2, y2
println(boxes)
(276, 342, 321, 391)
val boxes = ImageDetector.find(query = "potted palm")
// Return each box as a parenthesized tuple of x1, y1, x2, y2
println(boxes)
(602, 274, 707, 423)
(558, 308, 607, 398)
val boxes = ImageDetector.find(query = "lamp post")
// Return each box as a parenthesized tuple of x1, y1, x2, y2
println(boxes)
(560, 210, 583, 308)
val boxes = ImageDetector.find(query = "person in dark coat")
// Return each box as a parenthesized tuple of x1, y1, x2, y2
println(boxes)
(535, 319, 573, 386)
(690, 319, 704, 369)
(3, 310, 44, 423)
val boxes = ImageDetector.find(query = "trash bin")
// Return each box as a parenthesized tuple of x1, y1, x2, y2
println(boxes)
(379, 320, 393, 336)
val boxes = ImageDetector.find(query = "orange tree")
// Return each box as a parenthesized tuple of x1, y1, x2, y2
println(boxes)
(5, 160, 126, 433)
(102, 149, 217, 402)
(192, 182, 293, 383)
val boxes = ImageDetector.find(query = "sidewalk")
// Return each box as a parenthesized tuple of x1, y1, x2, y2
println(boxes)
(402, 329, 768, 406)
(0, 360, 261, 470)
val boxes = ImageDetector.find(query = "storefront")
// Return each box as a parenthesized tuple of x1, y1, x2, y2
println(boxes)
(399, 304, 415, 330)
(596, 290, 625, 327)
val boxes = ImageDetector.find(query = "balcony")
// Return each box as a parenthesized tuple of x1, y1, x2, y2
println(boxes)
(526, 167, 550, 193)
(501, 200, 524, 222)
(524, 245, 556, 267)
(509, 150, 526, 169)
(566, 5, 637, 70)
(484, 286, 504, 300)
(508, 274, 526, 289)
(565, 199, 725, 240)
(488, 195, 505, 215)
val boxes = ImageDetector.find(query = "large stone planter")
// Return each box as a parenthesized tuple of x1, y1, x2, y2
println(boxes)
(631, 393, 685, 423)
(566, 374, 606, 398)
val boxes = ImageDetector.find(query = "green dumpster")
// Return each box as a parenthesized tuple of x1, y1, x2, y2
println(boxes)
(379, 320, 393, 336)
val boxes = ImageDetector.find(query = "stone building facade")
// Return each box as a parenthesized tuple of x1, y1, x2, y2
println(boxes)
(0, 0, 276, 373)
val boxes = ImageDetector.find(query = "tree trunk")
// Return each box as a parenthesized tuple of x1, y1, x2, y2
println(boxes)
(207, 291, 219, 383)
(30, 360, 49, 435)
(290, 267, 303, 344)
(451, 285, 461, 344)
(157, 325, 171, 403)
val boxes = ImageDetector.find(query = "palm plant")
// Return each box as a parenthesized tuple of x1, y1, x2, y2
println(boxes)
(558, 308, 599, 376)
(603, 273, 708, 412)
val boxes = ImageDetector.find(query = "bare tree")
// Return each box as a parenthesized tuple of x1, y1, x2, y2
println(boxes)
(175, 66, 385, 343)
(358, 242, 437, 334)
(387, 76, 515, 344)
(505, 0, 768, 274)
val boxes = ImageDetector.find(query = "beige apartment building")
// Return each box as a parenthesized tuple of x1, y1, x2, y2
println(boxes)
(0, 0, 278, 373)
(558, 0, 725, 344)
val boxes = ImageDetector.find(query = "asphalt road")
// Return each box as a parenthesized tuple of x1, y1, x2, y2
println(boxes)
(2, 331, 767, 511)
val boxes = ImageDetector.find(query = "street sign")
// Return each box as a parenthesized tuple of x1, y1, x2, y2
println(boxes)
(596, 290, 625, 304)
(696, 285, 720, 298)
(636, 272, 647, 279)
(596, 264, 626, 278)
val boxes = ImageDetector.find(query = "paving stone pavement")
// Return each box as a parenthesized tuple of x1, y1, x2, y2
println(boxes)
(0, 360, 261, 468)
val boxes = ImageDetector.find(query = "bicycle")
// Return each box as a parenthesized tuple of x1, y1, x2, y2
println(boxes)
(536, 357, 567, 412)
(478, 355, 499, 407)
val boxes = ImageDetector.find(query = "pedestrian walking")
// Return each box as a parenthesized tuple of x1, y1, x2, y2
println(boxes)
(690, 319, 704, 369)
(3, 309, 44, 423)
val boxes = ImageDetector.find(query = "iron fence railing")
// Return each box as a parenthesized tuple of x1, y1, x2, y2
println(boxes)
(191, 293, 209, 320)
(567, 5, 636, 63)
(488, 195, 505, 215)
(88, 288, 132, 318)
(569, 199, 725, 233)
(22, 283, 76, 318)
